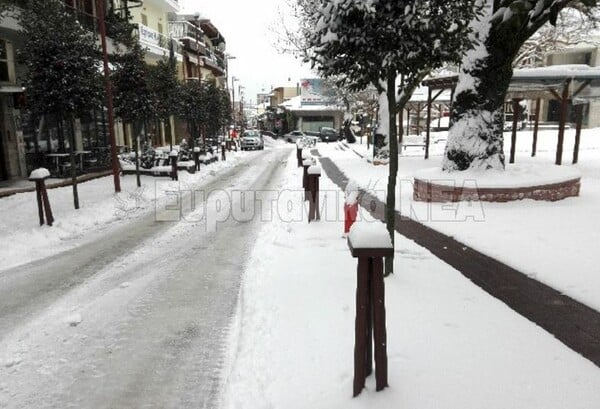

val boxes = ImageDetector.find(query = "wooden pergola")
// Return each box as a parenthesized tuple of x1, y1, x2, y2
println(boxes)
(421, 65, 600, 164)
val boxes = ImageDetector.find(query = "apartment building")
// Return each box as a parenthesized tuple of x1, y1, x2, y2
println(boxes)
(0, 0, 232, 180)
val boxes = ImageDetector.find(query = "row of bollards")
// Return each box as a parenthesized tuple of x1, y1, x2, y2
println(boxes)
(297, 145, 390, 398)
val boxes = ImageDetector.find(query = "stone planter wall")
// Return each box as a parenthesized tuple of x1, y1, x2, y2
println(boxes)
(413, 178, 581, 203)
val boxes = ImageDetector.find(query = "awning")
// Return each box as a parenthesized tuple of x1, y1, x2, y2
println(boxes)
(0, 86, 25, 93)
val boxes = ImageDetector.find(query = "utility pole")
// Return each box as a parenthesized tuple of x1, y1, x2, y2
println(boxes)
(96, 0, 121, 193)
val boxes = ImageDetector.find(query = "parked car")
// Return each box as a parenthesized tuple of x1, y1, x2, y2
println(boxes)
(319, 127, 339, 142)
(261, 130, 277, 138)
(283, 130, 306, 143)
(240, 130, 264, 150)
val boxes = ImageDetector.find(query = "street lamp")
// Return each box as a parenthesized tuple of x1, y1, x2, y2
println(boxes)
(96, 0, 120, 193)
(231, 76, 238, 125)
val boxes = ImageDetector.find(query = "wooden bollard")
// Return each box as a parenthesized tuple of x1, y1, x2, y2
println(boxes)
(169, 150, 178, 181)
(302, 158, 312, 201)
(29, 168, 54, 226)
(193, 147, 201, 171)
(221, 142, 227, 161)
(307, 165, 321, 222)
(296, 142, 305, 167)
(347, 222, 393, 397)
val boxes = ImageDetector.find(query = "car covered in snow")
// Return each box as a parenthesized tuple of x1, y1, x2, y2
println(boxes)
(240, 130, 264, 150)
(319, 127, 339, 142)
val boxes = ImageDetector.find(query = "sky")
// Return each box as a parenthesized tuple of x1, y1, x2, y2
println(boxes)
(179, 0, 315, 105)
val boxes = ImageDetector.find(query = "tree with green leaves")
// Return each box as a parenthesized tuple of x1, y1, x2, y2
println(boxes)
(112, 42, 155, 187)
(18, 0, 102, 209)
(177, 80, 205, 149)
(148, 56, 179, 149)
(444, 0, 598, 171)
(202, 80, 231, 141)
(305, 0, 480, 275)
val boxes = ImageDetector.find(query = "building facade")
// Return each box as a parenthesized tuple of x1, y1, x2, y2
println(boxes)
(0, 0, 230, 181)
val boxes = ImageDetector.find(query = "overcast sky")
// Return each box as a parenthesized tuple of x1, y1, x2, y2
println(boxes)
(179, 0, 314, 104)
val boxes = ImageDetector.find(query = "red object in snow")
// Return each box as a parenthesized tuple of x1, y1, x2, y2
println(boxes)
(344, 202, 359, 234)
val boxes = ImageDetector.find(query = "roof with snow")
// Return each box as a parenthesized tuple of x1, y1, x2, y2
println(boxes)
(422, 64, 600, 101)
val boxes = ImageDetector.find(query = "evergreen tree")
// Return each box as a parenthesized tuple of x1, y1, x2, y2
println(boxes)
(177, 80, 205, 148)
(304, 0, 479, 274)
(112, 42, 155, 187)
(444, 0, 598, 171)
(202, 80, 231, 141)
(148, 56, 179, 148)
(18, 0, 102, 210)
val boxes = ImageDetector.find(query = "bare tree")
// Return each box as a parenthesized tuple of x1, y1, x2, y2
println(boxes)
(515, 6, 600, 68)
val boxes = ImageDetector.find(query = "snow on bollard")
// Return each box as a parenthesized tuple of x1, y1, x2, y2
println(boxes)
(29, 168, 54, 226)
(169, 150, 178, 181)
(347, 221, 393, 397)
(307, 165, 321, 222)
(344, 180, 361, 235)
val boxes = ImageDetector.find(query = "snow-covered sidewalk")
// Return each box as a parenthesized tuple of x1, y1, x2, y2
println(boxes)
(0, 149, 250, 271)
(318, 128, 600, 312)
(221, 149, 600, 409)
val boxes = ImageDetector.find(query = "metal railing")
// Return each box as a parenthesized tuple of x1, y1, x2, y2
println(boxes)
(136, 23, 182, 55)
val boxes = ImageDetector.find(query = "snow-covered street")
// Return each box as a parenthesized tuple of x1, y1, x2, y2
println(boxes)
(0, 144, 292, 408)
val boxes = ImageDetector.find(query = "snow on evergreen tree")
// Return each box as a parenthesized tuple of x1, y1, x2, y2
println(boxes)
(443, 0, 598, 172)
(305, 0, 479, 274)
(112, 41, 155, 187)
(18, 0, 102, 210)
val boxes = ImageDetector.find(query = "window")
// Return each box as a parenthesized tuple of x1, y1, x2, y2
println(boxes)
(0, 39, 10, 82)
(141, 13, 148, 26)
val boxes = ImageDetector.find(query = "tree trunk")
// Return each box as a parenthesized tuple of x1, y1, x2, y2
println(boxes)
(68, 114, 79, 210)
(135, 123, 141, 188)
(443, 0, 567, 171)
(384, 73, 398, 276)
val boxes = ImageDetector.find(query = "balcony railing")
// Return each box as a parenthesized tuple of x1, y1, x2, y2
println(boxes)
(168, 21, 203, 43)
(136, 23, 182, 55)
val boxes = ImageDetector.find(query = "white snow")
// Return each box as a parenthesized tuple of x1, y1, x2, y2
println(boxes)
(0, 149, 248, 271)
(221, 149, 600, 408)
(414, 163, 581, 188)
(345, 180, 360, 205)
(28, 168, 51, 180)
(348, 222, 392, 249)
(317, 126, 600, 311)
(307, 165, 322, 175)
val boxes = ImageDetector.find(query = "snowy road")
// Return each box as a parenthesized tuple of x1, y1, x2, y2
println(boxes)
(0, 146, 292, 409)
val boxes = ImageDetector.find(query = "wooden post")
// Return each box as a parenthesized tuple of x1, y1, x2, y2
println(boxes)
(556, 80, 570, 165)
(573, 104, 583, 164)
(296, 146, 303, 167)
(302, 158, 312, 201)
(30, 169, 54, 226)
(425, 88, 432, 160)
(509, 98, 521, 164)
(36, 182, 44, 225)
(169, 150, 178, 181)
(307, 165, 321, 222)
(353, 257, 370, 397)
(348, 224, 393, 397)
(532, 98, 540, 157)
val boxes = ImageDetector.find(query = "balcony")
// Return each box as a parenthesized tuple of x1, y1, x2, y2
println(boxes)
(136, 23, 182, 58)
(168, 21, 204, 43)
